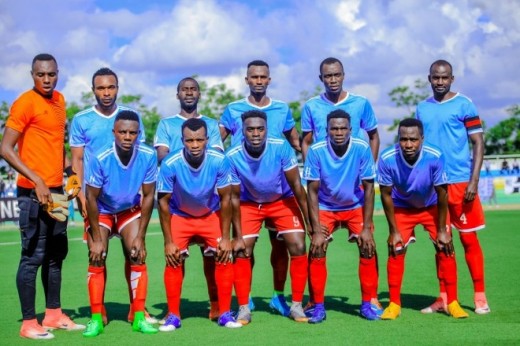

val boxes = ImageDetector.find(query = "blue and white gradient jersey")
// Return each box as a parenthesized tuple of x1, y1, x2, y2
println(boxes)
(227, 138, 298, 203)
(378, 143, 447, 209)
(416, 93, 483, 184)
(86, 142, 157, 214)
(303, 137, 376, 211)
(69, 105, 146, 188)
(154, 114, 223, 152)
(157, 149, 232, 217)
(301, 93, 378, 142)
(220, 98, 296, 147)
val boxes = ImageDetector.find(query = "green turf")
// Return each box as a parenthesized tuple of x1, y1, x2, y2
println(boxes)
(0, 210, 519, 345)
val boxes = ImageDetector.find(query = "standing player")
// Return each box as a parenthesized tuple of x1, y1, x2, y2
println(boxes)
(303, 109, 381, 323)
(157, 118, 241, 331)
(301, 57, 380, 161)
(416, 60, 489, 314)
(69, 67, 154, 324)
(0, 53, 84, 339)
(83, 111, 158, 337)
(154, 77, 223, 321)
(219, 60, 300, 316)
(227, 110, 309, 324)
(378, 118, 468, 319)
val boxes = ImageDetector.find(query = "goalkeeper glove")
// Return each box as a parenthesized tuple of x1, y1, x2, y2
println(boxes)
(64, 166, 81, 200)
(44, 193, 70, 222)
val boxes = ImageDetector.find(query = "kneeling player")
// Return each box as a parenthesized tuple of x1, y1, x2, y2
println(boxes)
(157, 118, 241, 331)
(378, 118, 467, 319)
(84, 110, 158, 336)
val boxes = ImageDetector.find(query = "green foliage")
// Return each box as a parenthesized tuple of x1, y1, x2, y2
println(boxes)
(485, 105, 520, 155)
(118, 95, 162, 145)
(290, 86, 322, 132)
(387, 79, 429, 131)
(197, 80, 244, 120)
(0, 101, 9, 141)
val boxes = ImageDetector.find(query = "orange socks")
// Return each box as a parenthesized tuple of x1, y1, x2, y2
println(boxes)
(215, 262, 234, 313)
(386, 254, 405, 306)
(233, 257, 252, 306)
(290, 255, 308, 302)
(309, 257, 327, 304)
(87, 265, 106, 314)
(130, 264, 148, 313)
(359, 256, 379, 302)
(164, 265, 184, 317)
(459, 232, 485, 292)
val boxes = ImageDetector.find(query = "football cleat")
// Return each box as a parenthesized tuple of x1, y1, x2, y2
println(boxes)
(82, 317, 104, 337)
(132, 312, 159, 334)
(20, 322, 55, 340)
(448, 301, 469, 319)
(381, 302, 401, 320)
(289, 302, 309, 323)
(421, 297, 447, 314)
(43, 313, 86, 331)
(128, 307, 158, 324)
(158, 313, 181, 332)
(217, 311, 242, 328)
(370, 298, 384, 316)
(304, 302, 315, 318)
(269, 293, 291, 317)
(236, 305, 251, 325)
(474, 292, 491, 314)
(360, 301, 381, 320)
(308, 303, 326, 324)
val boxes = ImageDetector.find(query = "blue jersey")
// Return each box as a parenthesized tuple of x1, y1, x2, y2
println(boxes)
(416, 93, 483, 184)
(69, 105, 146, 187)
(301, 93, 378, 142)
(220, 98, 295, 147)
(227, 138, 299, 203)
(303, 137, 376, 211)
(86, 142, 157, 214)
(157, 149, 232, 217)
(154, 114, 223, 152)
(378, 143, 447, 209)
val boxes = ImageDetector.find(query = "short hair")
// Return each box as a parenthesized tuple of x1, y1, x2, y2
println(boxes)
(92, 67, 118, 88)
(247, 60, 269, 69)
(32, 53, 57, 68)
(182, 118, 207, 135)
(398, 118, 423, 136)
(115, 110, 140, 124)
(429, 59, 453, 75)
(320, 57, 344, 74)
(241, 110, 267, 123)
(177, 77, 200, 92)
(326, 109, 351, 125)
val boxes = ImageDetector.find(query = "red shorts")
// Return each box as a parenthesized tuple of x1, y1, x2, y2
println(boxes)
(85, 205, 141, 239)
(319, 208, 372, 242)
(170, 212, 221, 255)
(241, 197, 304, 239)
(448, 182, 485, 232)
(394, 206, 451, 248)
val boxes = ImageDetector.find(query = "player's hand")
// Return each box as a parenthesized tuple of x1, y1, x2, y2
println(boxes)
(164, 242, 181, 267)
(464, 180, 478, 202)
(89, 241, 106, 265)
(358, 227, 376, 258)
(217, 238, 233, 264)
(436, 230, 455, 257)
(387, 231, 404, 257)
(232, 237, 248, 257)
(34, 177, 52, 205)
(310, 230, 328, 258)
(44, 193, 70, 222)
(130, 237, 146, 263)
(65, 174, 81, 200)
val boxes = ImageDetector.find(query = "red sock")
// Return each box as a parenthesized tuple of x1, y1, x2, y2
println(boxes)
(88, 265, 106, 314)
(437, 252, 458, 304)
(164, 265, 184, 317)
(130, 264, 148, 313)
(359, 256, 379, 301)
(309, 257, 327, 304)
(459, 232, 485, 292)
(387, 254, 405, 306)
(435, 252, 446, 294)
(290, 255, 308, 302)
(203, 256, 218, 303)
(270, 239, 289, 292)
(125, 260, 132, 303)
(233, 257, 251, 306)
(215, 262, 234, 313)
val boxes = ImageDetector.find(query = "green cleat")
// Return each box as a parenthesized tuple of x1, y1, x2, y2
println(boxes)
(132, 311, 159, 334)
(83, 314, 104, 337)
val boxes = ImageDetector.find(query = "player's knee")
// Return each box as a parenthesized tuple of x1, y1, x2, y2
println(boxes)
(51, 232, 69, 262)
(287, 240, 306, 256)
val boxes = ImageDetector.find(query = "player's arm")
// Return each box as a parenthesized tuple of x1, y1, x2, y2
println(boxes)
(301, 131, 313, 162)
(284, 127, 301, 152)
(466, 132, 484, 201)
(71, 146, 87, 217)
(367, 128, 380, 161)
(156, 146, 170, 164)
(158, 192, 181, 267)
(285, 166, 309, 228)
(231, 184, 246, 256)
(359, 179, 376, 257)
(131, 182, 156, 262)
(0, 127, 51, 204)
(380, 185, 404, 257)
(307, 180, 327, 257)
(434, 184, 454, 256)
(85, 184, 106, 264)
(216, 185, 233, 263)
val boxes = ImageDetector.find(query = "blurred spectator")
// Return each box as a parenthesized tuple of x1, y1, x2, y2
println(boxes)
(500, 159, 511, 175)
(512, 159, 519, 174)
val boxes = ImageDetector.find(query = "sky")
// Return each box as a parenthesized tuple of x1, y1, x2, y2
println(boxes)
(0, 0, 518, 146)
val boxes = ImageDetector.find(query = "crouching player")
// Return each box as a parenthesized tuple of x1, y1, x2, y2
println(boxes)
(378, 118, 468, 319)
(303, 109, 381, 323)
(83, 110, 158, 336)
(157, 118, 241, 331)
(227, 110, 309, 325)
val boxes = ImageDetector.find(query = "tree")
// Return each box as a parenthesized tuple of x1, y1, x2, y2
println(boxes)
(198, 80, 244, 120)
(387, 79, 429, 131)
(289, 86, 322, 133)
(119, 95, 162, 145)
(485, 105, 520, 155)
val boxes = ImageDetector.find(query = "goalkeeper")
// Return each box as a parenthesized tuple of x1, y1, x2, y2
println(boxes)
(0, 53, 84, 340)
